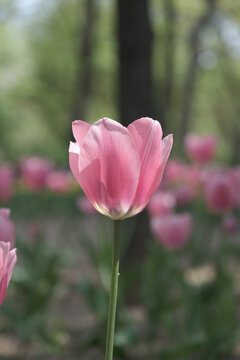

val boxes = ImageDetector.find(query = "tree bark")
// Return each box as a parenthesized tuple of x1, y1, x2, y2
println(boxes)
(179, 0, 218, 149)
(70, 0, 96, 138)
(117, 0, 153, 265)
(161, 0, 177, 131)
(117, 0, 154, 126)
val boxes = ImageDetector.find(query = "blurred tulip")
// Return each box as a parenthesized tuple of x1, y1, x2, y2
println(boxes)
(0, 241, 17, 306)
(200, 166, 222, 187)
(148, 191, 175, 217)
(164, 159, 187, 184)
(0, 209, 15, 248)
(183, 165, 201, 189)
(229, 166, 240, 207)
(76, 195, 97, 215)
(46, 170, 71, 194)
(0, 164, 14, 202)
(185, 134, 217, 163)
(204, 172, 234, 212)
(173, 185, 197, 206)
(222, 214, 239, 234)
(150, 213, 192, 249)
(20, 156, 52, 191)
(69, 117, 173, 220)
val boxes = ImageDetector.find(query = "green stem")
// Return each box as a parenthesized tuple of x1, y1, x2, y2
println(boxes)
(105, 220, 120, 360)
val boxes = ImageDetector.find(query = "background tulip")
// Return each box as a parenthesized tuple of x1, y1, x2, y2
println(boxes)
(229, 166, 240, 207)
(20, 156, 52, 191)
(46, 170, 71, 194)
(204, 172, 234, 213)
(148, 191, 176, 217)
(222, 214, 239, 234)
(164, 159, 187, 184)
(173, 185, 197, 206)
(185, 134, 217, 163)
(0, 241, 17, 306)
(69, 117, 173, 220)
(0, 209, 15, 248)
(150, 213, 192, 249)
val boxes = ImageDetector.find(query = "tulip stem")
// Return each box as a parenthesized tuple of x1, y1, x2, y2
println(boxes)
(105, 220, 120, 360)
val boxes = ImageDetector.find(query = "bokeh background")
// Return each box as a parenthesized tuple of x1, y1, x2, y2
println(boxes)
(0, 0, 240, 359)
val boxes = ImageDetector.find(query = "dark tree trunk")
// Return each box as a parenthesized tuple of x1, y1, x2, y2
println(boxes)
(117, 0, 154, 265)
(161, 0, 177, 130)
(117, 0, 154, 126)
(179, 0, 218, 149)
(70, 0, 96, 136)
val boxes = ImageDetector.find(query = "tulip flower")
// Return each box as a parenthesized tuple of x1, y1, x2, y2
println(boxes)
(222, 214, 239, 234)
(0, 241, 17, 306)
(173, 185, 197, 206)
(46, 170, 71, 194)
(69, 116, 172, 360)
(148, 191, 175, 217)
(0, 209, 15, 248)
(164, 159, 187, 184)
(69, 117, 173, 220)
(204, 172, 234, 213)
(151, 213, 192, 249)
(229, 166, 240, 207)
(20, 156, 52, 191)
(185, 133, 217, 163)
(183, 165, 201, 189)
(0, 164, 14, 203)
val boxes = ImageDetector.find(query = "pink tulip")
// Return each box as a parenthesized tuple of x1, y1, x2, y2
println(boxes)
(229, 166, 240, 207)
(204, 172, 234, 212)
(0, 241, 17, 306)
(0, 209, 15, 248)
(150, 213, 192, 249)
(183, 165, 201, 189)
(69, 117, 173, 220)
(0, 164, 14, 202)
(148, 191, 176, 217)
(173, 185, 197, 206)
(46, 170, 71, 194)
(20, 157, 52, 191)
(164, 159, 187, 184)
(200, 166, 223, 187)
(76, 195, 97, 215)
(185, 134, 217, 163)
(222, 214, 239, 234)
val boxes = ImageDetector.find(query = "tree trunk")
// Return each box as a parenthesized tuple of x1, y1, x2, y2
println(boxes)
(179, 0, 218, 149)
(161, 0, 177, 131)
(117, 0, 153, 265)
(117, 0, 154, 126)
(70, 0, 96, 138)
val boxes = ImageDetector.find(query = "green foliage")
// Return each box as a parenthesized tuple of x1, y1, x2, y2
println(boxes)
(1, 236, 68, 350)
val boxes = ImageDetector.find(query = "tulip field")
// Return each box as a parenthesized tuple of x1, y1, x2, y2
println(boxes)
(0, 129, 240, 359)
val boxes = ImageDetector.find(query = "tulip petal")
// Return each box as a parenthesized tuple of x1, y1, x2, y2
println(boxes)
(0, 242, 13, 306)
(151, 134, 173, 193)
(127, 118, 166, 213)
(6, 248, 17, 286)
(78, 118, 141, 219)
(69, 141, 81, 184)
(72, 120, 91, 146)
(128, 117, 163, 161)
(69, 141, 102, 210)
(0, 242, 10, 282)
